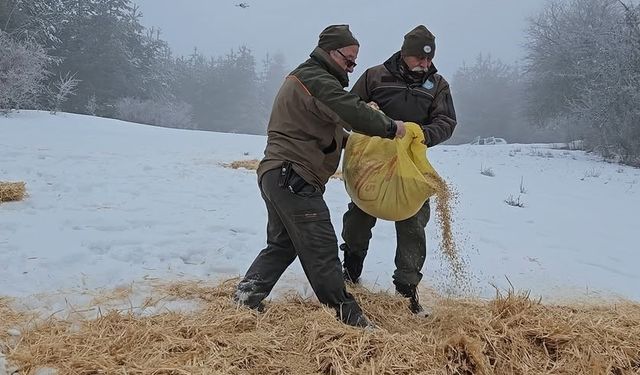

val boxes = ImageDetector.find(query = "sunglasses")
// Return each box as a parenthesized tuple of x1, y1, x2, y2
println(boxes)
(335, 49, 357, 68)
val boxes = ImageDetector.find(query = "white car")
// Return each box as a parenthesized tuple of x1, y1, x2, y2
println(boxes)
(470, 136, 507, 145)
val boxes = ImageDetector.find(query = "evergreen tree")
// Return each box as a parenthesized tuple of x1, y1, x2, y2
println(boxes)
(211, 46, 262, 134)
(171, 48, 216, 130)
(0, 0, 63, 44)
(47, 0, 163, 115)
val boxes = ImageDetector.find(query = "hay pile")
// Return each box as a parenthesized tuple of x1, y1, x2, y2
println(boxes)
(223, 160, 343, 180)
(2, 281, 639, 374)
(0, 181, 26, 203)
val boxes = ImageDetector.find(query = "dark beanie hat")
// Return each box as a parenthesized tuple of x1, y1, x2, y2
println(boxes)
(401, 25, 436, 59)
(318, 24, 359, 51)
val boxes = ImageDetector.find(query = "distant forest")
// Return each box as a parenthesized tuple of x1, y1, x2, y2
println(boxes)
(0, 0, 287, 134)
(1, 0, 639, 165)
(448, 0, 640, 167)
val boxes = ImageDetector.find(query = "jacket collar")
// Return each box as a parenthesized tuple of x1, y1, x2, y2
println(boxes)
(383, 51, 437, 85)
(309, 47, 350, 87)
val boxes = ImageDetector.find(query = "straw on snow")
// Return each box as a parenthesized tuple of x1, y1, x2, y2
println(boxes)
(0, 181, 26, 203)
(1, 280, 639, 374)
(222, 159, 343, 180)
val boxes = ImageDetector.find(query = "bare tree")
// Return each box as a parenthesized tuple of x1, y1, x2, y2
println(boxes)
(49, 73, 80, 114)
(524, 0, 640, 164)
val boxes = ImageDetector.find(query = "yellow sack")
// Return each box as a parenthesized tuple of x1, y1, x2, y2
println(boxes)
(342, 122, 440, 221)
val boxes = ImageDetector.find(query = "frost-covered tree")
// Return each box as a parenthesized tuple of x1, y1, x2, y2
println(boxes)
(0, 31, 50, 113)
(524, 0, 619, 128)
(47, 0, 169, 115)
(141, 27, 176, 101)
(572, 0, 640, 163)
(49, 72, 80, 114)
(0, 0, 63, 45)
(1, 1, 303, 136)
(525, 0, 640, 164)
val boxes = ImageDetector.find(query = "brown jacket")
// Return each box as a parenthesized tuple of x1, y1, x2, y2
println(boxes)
(351, 51, 457, 147)
(257, 47, 397, 191)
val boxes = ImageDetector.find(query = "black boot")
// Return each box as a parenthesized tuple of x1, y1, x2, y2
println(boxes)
(395, 283, 431, 317)
(234, 297, 265, 312)
(343, 310, 376, 329)
(340, 243, 365, 283)
(234, 280, 266, 312)
(338, 301, 376, 329)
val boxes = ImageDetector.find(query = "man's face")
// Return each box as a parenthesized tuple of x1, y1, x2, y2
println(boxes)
(330, 45, 359, 74)
(403, 55, 433, 72)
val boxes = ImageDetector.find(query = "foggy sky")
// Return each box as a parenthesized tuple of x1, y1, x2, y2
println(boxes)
(133, 0, 547, 79)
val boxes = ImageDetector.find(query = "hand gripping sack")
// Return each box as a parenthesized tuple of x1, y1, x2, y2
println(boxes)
(342, 122, 440, 221)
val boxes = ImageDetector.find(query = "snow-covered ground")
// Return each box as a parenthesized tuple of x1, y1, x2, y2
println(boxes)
(1, 111, 639, 306)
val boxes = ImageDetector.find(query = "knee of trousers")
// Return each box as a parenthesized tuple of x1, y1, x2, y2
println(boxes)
(342, 222, 376, 251)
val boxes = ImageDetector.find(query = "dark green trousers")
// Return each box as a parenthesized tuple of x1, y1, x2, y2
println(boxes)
(341, 200, 431, 286)
(237, 167, 363, 324)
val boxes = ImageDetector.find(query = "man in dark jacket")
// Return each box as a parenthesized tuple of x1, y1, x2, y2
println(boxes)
(340, 25, 457, 317)
(234, 25, 406, 328)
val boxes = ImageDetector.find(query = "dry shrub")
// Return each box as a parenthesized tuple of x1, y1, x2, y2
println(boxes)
(223, 160, 343, 180)
(1, 281, 640, 374)
(0, 181, 26, 203)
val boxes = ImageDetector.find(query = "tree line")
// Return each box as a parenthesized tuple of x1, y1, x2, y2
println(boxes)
(450, 0, 640, 165)
(2, 0, 639, 164)
(0, 0, 287, 134)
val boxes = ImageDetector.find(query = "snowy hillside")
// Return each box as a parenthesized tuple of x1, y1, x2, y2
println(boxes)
(1, 111, 638, 304)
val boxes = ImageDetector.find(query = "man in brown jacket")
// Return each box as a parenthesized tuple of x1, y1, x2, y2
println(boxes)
(234, 25, 406, 328)
(340, 25, 457, 317)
